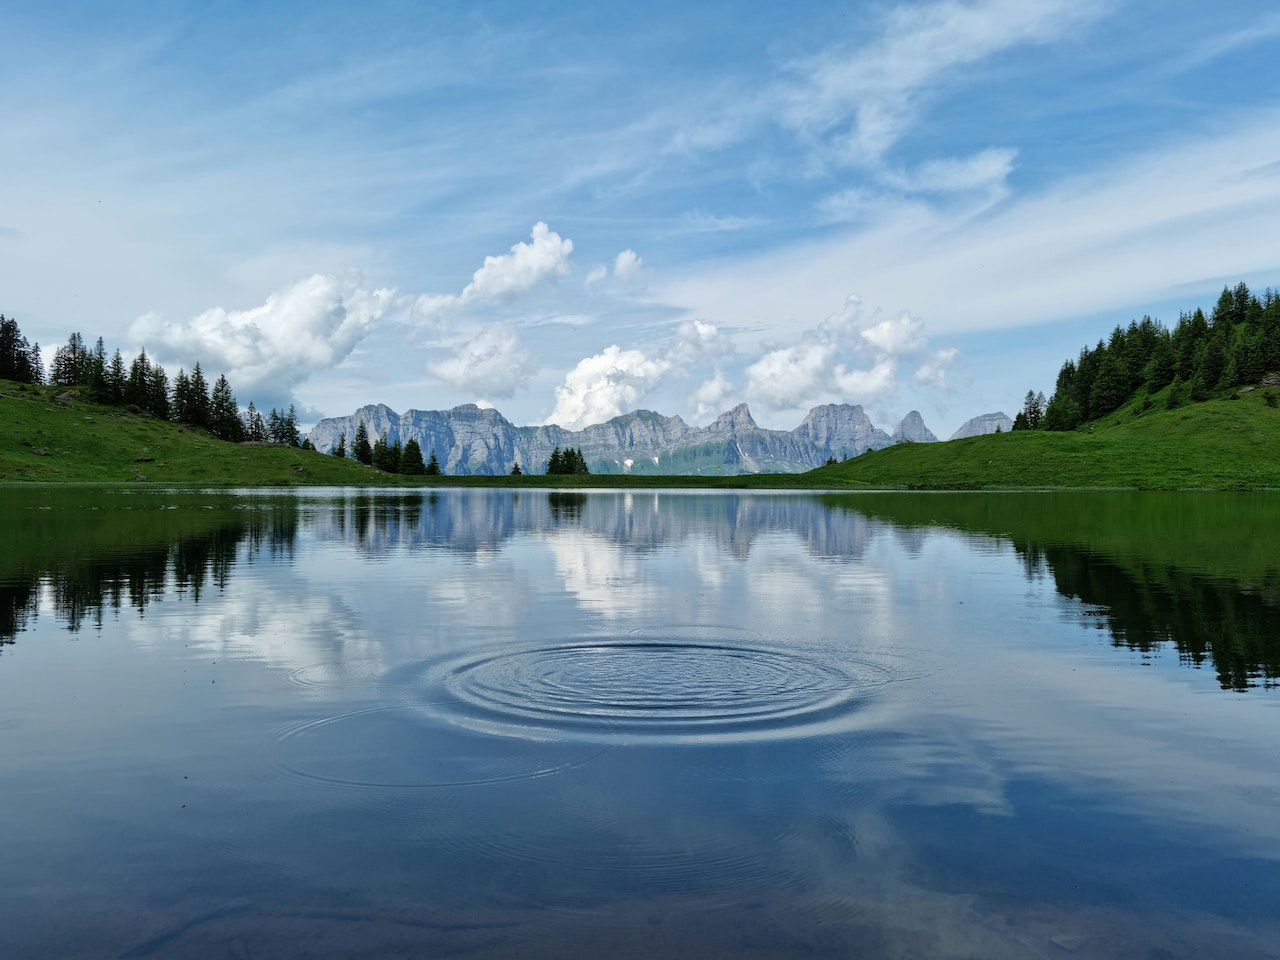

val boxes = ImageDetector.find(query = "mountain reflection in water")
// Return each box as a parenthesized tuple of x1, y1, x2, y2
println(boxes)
(2, 487, 1279, 959)
(4, 488, 1276, 690)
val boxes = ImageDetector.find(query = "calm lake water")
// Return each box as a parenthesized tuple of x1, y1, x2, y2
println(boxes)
(1, 487, 1278, 959)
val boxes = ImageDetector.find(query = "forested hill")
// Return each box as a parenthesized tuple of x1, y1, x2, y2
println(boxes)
(1016, 283, 1280, 430)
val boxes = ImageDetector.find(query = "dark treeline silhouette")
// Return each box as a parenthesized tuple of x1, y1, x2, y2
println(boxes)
(830, 491, 1280, 691)
(0, 314, 44, 384)
(1013, 282, 1280, 430)
(0, 315, 303, 446)
(1, 501, 299, 646)
(332, 422, 432, 475)
(1016, 541, 1280, 691)
(547, 446, 589, 475)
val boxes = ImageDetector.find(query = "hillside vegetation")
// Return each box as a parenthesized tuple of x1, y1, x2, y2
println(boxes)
(814, 383, 1280, 489)
(4, 377, 1279, 489)
(0, 381, 409, 486)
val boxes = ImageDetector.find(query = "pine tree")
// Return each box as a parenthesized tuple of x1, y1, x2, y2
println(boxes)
(146, 363, 170, 419)
(353, 422, 373, 465)
(85, 338, 108, 402)
(547, 447, 563, 474)
(188, 363, 210, 427)
(129, 351, 154, 409)
(51, 332, 88, 386)
(104, 349, 127, 405)
(400, 438, 425, 474)
(243, 402, 263, 441)
(171, 368, 190, 419)
(333, 433, 347, 458)
(510, 462, 523, 476)
(371, 432, 397, 472)
(0, 315, 42, 384)
(425, 450, 441, 475)
(284, 404, 301, 447)
(209, 375, 243, 441)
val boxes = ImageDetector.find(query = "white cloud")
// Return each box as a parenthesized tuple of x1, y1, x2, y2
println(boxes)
(741, 295, 947, 416)
(584, 264, 608, 287)
(425, 323, 537, 398)
(745, 340, 838, 411)
(815, 187, 879, 224)
(542, 345, 673, 429)
(131, 272, 394, 401)
(660, 111, 1280, 345)
(914, 348, 959, 390)
(668, 318, 731, 366)
(692, 369, 735, 421)
(613, 248, 647, 290)
(411, 222, 573, 325)
(542, 317, 738, 428)
(885, 147, 1018, 195)
(862, 312, 925, 354)
(781, 0, 1102, 165)
(835, 358, 898, 398)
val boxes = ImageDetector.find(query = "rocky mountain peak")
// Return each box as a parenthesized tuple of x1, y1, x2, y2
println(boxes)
(949, 412, 1013, 440)
(711, 402, 757, 432)
(892, 410, 939, 443)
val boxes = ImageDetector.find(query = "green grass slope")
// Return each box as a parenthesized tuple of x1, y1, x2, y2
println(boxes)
(5, 378, 1279, 489)
(813, 385, 1280, 490)
(0, 381, 411, 486)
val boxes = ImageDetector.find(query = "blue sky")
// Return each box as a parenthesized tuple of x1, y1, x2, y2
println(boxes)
(3, 0, 1279, 436)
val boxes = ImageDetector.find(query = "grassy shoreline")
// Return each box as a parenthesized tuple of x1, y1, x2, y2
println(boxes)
(3, 379, 1279, 490)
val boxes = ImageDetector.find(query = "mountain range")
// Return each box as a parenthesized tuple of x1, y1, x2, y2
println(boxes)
(308, 403, 1012, 475)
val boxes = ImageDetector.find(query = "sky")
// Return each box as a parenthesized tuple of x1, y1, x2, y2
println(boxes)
(3, 0, 1280, 437)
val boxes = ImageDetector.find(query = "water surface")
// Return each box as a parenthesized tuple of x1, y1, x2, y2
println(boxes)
(1, 487, 1277, 959)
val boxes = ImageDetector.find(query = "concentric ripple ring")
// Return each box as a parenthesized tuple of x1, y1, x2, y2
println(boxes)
(414, 640, 887, 744)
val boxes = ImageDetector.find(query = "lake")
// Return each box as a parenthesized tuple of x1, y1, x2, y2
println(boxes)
(1, 487, 1278, 959)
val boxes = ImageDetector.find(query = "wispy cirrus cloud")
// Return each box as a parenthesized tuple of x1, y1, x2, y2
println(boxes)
(776, 0, 1104, 166)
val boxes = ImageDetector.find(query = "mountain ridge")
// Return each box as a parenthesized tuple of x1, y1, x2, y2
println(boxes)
(308, 402, 953, 475)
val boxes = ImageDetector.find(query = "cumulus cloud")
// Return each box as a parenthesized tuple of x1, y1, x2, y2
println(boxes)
(743, 294, 950, 415)
(745, 341, 841, 410)
(914, 347, 960, 390)
(411, 222, 573, 325)
(613, 249, 645, 287)
(541, 317, 737, 428)
(692, 369, 735, 421)
(131, 272, 393, 400)
(861, 312, 925, 354)
(583, 248, 649, 294)
(668, 318, 731, 366)
(425, 324, 537, 398)
(542, 345, 672, 429)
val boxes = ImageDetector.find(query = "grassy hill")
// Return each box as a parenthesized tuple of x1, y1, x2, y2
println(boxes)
(0, 381, 409, 486)
(812, 382, 1280, 490)
(4, 378, 1279, 489)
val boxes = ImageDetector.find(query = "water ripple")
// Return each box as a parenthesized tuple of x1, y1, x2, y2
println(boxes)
(411, 638, 893, 744)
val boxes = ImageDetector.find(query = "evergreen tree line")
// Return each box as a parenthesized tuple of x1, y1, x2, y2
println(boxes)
(546, 446, 589, 475)
(1018, 283, 1280, 432)
(0, 315, 44, 384)
(337, 422, 441, 475)
(0, 319, 308, 447)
